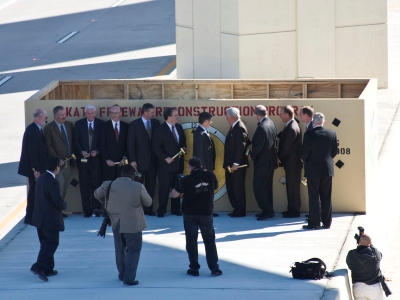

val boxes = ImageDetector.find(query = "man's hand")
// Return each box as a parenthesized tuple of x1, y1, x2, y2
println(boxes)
(60, 159, 65, 166)
(106, 160, 114, 167)
(231, 164, 238, 171)
(248, 155, 252, 161)
(165, 157, 173, 164)
(82, 151, 90, 158)
(90, 151, 97, 157)
(34, 171, 40, 179)
(131, 161, 137, 168)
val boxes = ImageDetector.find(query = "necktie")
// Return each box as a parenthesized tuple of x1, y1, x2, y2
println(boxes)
(114, 123, 119, 142)
(228, 125, 232, 134)
(89, 123, 93, 136)
(60, 125, 70, 156)
(146, 121, 151, 138)
(171, 125, 178, 143)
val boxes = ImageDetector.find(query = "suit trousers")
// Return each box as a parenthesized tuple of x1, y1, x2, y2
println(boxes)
(183, 214, 219, 272)
(78, 161, 101, 215)
(135, 162, 157, 213)
(285, 169, 301, 213)
(112, 221, 142, 284)
(103, 164, 121, 182)
(25, 175, 36, 225)
(56, 166, 71, 200)
(253, 168, 275, 215)
(225, 168, 247, 214)
(307, 176, 332, 227)
(31, 228, 59, 273)
(157, 170, 181, 214)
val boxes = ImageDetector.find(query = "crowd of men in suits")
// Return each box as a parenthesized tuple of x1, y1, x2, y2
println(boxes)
(19, 103, 338, 226)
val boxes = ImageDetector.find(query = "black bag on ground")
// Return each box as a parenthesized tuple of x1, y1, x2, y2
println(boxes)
(290, 258, 327, 280)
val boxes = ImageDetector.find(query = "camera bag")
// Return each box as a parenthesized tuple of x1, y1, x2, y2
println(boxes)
(289, 257, 327, 280)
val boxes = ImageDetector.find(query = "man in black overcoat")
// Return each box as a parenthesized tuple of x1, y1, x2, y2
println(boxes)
(74, 104, 105, 217)
(302, 112, 338, 230)
(277, 105, 303, 218)
(249, 105, 278, 220)
(18, 108, 48, 225)
(223, 107, 250, 218)
(193, 112, 215, 172)
(30, 156, 66, 282)
(152, 107, 187, 217)
(100, 104, 128, 181)
(127, 103, 160, 216)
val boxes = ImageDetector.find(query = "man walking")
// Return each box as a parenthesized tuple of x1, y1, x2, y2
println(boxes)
(30, 156, 66, 282)
(94, 165, 152, 285)
(302, 112, 338, 229)
(249, 105, 278, 220)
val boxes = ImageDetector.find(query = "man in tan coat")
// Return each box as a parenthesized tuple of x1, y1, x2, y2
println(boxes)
(94, 164, 152, 286)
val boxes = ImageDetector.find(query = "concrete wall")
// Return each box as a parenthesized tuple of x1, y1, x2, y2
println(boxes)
(176, 0, 388, 88)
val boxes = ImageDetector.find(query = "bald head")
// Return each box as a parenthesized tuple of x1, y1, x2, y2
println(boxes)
(358, 234, 372, 246)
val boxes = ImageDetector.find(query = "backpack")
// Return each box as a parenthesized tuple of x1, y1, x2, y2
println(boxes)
(289, 258, 328, 280)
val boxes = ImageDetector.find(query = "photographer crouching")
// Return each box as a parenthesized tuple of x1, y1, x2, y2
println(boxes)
(346, 228, 391, 299)
(94, 165, 152, 286)
(171, 157, 222, 277)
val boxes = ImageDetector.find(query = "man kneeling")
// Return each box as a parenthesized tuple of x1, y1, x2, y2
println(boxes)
(95, 165, 152, 285)
(171, 157, 222, 277)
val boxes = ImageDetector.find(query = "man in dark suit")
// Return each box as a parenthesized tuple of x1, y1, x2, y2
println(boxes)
(224, 107, 250, 218)
(18, 108, 48, 225)
(153, 107, 187, 217)
(44, 106, 74, 218)
(249, 105, 278, 220)
(300, 106, 314, 132)
(301, 112, 338, 230)
(30, 156, 66, 282)
(127, 103, 160, 216)
(193, 112, 215, 172)
(74, 104, 105, 218)
(277, 105, 302, 218)
(100, 104, 129, 181)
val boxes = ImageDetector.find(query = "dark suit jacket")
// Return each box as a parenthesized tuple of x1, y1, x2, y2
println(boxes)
(100, 120, 129, 162)
(193, 126, 215, 171)
(223, 120, 250, 168)
(32, 172, 67, 231)
(18, 122, 48, 177)
(127, 117, 160, 172)
(44, 120, 74, 166)
(153, 122, 187, 173)
(74, 118, 104, 165)
(250, 117, 278, 170)
(277, 119, 302, 171)
(302, 126, 338, 177)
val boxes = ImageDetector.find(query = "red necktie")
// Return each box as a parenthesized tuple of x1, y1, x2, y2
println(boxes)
(114, 123, 119, 141)
(171, 125, 178, 143)
(228, 125, 232, 134)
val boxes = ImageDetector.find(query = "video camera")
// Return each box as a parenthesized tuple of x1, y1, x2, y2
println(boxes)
(354, 226, 364, 243)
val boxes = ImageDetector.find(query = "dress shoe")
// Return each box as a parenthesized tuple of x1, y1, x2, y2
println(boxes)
(62, 213, 68, 218)
(187, 269, 199, 276)
(145, 211, 156, 216)
(157, 213, 164, 218)
(230, 213, 246, 218)
(83, 213, 91, 218)
(211, 269, 223, 276)
(281, 210, 290, 215)
(322, 225, 330, 229)
(282, 212, 300, 218)
(305, 214, 309, 218)
(255, 212, 264, 218)
(213, 213, 219, 217)
(30, 269, 48, 282)
(257, 213, 274, 220)
(302, 224, 321, 230)
(45, 270, 58, 277)
(172, 212, 183, 216)
(124, 280, 139, 286)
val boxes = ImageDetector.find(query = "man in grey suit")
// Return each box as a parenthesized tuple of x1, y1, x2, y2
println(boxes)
(94, 165, 152, 286)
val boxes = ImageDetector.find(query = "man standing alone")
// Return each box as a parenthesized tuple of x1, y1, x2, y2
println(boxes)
(302, 112, 337, 229)
(249, 105, 278, 220)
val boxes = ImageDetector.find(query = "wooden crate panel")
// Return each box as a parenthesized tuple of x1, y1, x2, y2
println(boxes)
(63, 85, 89, 100)
(269, 84, 302, 98)
(198, 84, 231, 99)
(341, 84, 366, 98)
(128, 84, 162, 99)
(233, 84, 267, 99)
(48, 88, 56, 100)
(164, 84, 195, 99)
(307, 83, 339, 98)
(90, 84, 124, 99)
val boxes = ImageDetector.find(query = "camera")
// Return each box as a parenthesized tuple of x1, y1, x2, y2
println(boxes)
(177, 174, 185, 182)
(354, 226, 364, 243)
(93, 209, 111, 238)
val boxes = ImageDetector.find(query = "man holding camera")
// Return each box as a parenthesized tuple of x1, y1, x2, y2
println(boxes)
(346, 233, 386, 300)
(94, 165, 152, 286)
(171, 157, 222, 277)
